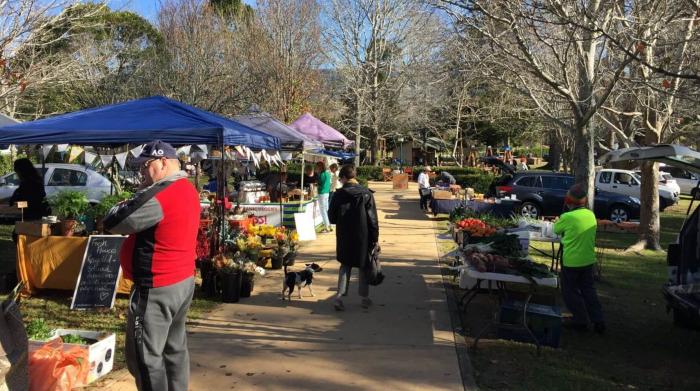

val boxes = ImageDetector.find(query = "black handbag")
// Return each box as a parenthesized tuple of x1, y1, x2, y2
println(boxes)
(365, 244, 385, 286)
(419, 188, 432, 197)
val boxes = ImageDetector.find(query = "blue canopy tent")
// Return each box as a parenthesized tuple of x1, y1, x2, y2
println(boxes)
(0, 96, 280, 150)
(0, 97, 281, 252)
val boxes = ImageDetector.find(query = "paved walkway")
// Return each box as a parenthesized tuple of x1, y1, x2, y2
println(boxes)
(100, 181, 470, 390)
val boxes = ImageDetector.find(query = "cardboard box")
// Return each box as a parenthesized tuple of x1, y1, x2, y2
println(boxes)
(432, 190, 453, 200)
(29, 330, 116, 383)
(15, 221, 52, 237)
(392, 173, 409, 190)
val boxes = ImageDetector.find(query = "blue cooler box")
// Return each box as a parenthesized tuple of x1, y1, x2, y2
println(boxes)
(497, 300, 561, 348)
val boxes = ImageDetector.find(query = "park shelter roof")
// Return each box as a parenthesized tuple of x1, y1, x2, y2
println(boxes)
(234, 106, 323, 151)
(289, 112, 352, 149)
(0, 96, 280, 150)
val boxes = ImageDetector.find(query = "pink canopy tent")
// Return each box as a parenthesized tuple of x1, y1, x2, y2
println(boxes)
(289, 113, 353, 149)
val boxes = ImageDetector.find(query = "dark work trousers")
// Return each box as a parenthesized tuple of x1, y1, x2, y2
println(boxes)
(126, 276, 195, 391)
(561, 265, 604, 325)
(419, 189, 431, 210)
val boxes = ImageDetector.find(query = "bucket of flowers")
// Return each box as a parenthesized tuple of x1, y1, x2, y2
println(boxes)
(240, 259, 266, 297)
(284, 230, 300, 267)
(271, 227, 290, 269)
(213, 254, 243, 303)
(236, 233, 263, 265)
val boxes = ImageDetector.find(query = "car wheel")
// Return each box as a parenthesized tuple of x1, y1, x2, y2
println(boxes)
(659, 197, 668, 212)
(609, 205, 630, 223)
(692, 188, 699, 200)
(520, 202, 541, 219)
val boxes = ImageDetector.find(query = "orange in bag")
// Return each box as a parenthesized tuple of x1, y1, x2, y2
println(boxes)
(29, 339, 89, 391)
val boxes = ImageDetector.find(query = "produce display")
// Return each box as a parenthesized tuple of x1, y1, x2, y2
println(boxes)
(455, 218, 497, 237)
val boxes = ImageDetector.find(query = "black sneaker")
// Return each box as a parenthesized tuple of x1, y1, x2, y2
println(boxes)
(594, 322, 606, 335)
(334, 299, 345, 311)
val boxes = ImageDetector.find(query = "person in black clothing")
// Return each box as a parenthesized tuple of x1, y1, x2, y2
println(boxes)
(9, 158, 50, 221)
(328, 164, 379, 311)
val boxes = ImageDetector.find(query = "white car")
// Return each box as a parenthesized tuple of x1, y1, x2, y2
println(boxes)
(633, 170, 682, 196)
(661, 165, 700, 196)
(595, 168, 679, 211)
(0, 163, 112, 217)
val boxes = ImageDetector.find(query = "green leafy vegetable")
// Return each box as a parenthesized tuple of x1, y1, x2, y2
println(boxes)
(26, 318, 53, 341)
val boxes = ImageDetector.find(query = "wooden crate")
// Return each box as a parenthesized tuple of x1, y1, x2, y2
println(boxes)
(15, 221, 52, 237)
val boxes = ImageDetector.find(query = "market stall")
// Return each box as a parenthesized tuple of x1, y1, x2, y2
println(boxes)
(16, 234, 132, 295)
(0, 96, 282, 295)
(447, 212, 561, 353)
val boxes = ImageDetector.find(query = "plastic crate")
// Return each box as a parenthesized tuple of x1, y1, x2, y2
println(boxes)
(497, 300, 561, 348)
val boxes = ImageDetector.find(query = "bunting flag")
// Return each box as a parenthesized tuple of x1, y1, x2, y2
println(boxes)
(130, 145, 144, 158)
(41, 145, 54, 159)
(252, 151, 260, 167)
(197, 145, 208, 154)
(234, 146, 244, 156)
(261, 149, 270, 163)
(225, 150, 235, 160)
(56, 144, 69, 153)
(177, 145, 191, 157)
(100, 155, 114, 168)
(245, 146, 253, 161)
(115, 152, 129, 169)
(68, 146, 84, 163)
(84, 151, 98, 165)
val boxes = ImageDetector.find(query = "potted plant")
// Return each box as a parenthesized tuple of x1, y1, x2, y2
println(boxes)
(240, 260, 265, 297)
(236, 234, 262, 265)
(271, 227, 290, 269)
(48, 190, 89, 236)
(214, 254, 243, 303)
(284, 230, 300, 267)
(87, 192, 132, 233)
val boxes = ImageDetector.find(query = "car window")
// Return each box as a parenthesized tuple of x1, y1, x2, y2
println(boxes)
(540, 176, 570, 190)
(614, 172, 634, 185)
(48, 168, 87, 186)
(516, 176, 536, 187)
(3, 173, 19, 186)
(599, 171, 612, 184)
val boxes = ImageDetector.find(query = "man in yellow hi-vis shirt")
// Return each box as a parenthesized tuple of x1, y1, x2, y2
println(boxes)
(554, 183, 606, 334)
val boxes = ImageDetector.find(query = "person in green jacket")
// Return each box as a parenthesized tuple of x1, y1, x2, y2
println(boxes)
(553, 183, 606, 334)
(316, 161, 332, 233)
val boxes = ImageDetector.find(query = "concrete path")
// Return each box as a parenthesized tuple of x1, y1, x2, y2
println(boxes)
(99, 181, 470, 390)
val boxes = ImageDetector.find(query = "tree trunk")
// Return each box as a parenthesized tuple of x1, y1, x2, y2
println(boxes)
(573, 121, 596, 210)
(638, 160, 661, 250)
(354, 95, 361, 167)
(548, 132, 561, 171)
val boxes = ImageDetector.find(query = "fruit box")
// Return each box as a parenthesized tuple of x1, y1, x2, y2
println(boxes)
(432, 190, 453, 200)
(29, 329, 116, 383)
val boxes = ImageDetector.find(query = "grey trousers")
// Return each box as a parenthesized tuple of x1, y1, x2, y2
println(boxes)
(337, 264, 369, 298)
(126, 277, 195, 391)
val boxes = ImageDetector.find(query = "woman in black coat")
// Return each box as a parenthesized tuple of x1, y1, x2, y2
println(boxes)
(328, 165, 379, 311)
(9, 158, 50, 221)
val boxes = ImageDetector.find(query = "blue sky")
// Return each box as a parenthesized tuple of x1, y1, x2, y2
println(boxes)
(108, 0, 256, 21)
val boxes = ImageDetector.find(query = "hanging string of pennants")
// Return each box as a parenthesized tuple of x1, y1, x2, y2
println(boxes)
(40, 144, 286, 169)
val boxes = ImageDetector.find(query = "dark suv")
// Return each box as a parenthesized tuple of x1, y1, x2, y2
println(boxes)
(493, 171, 641, 222)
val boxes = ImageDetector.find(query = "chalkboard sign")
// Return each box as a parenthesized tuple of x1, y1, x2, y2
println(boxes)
(71, 235, 127, 310)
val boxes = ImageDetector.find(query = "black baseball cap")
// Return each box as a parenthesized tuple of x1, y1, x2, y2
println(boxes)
(134, 140, 178, 164)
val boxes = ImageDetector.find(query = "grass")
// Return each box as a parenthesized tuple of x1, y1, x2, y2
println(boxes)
(435, 197, 700, 390)
(0, 224, 220, 370)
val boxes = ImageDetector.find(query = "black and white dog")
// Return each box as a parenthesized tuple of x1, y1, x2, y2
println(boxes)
(282, 263, 323, 300)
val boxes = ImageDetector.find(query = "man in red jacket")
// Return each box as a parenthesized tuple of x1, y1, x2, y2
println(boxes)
(104, 140, 199, 391)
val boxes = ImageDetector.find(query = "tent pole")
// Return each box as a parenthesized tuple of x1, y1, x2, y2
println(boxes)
(40, 145, 46, 183)
(218, 141, 225, 255)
